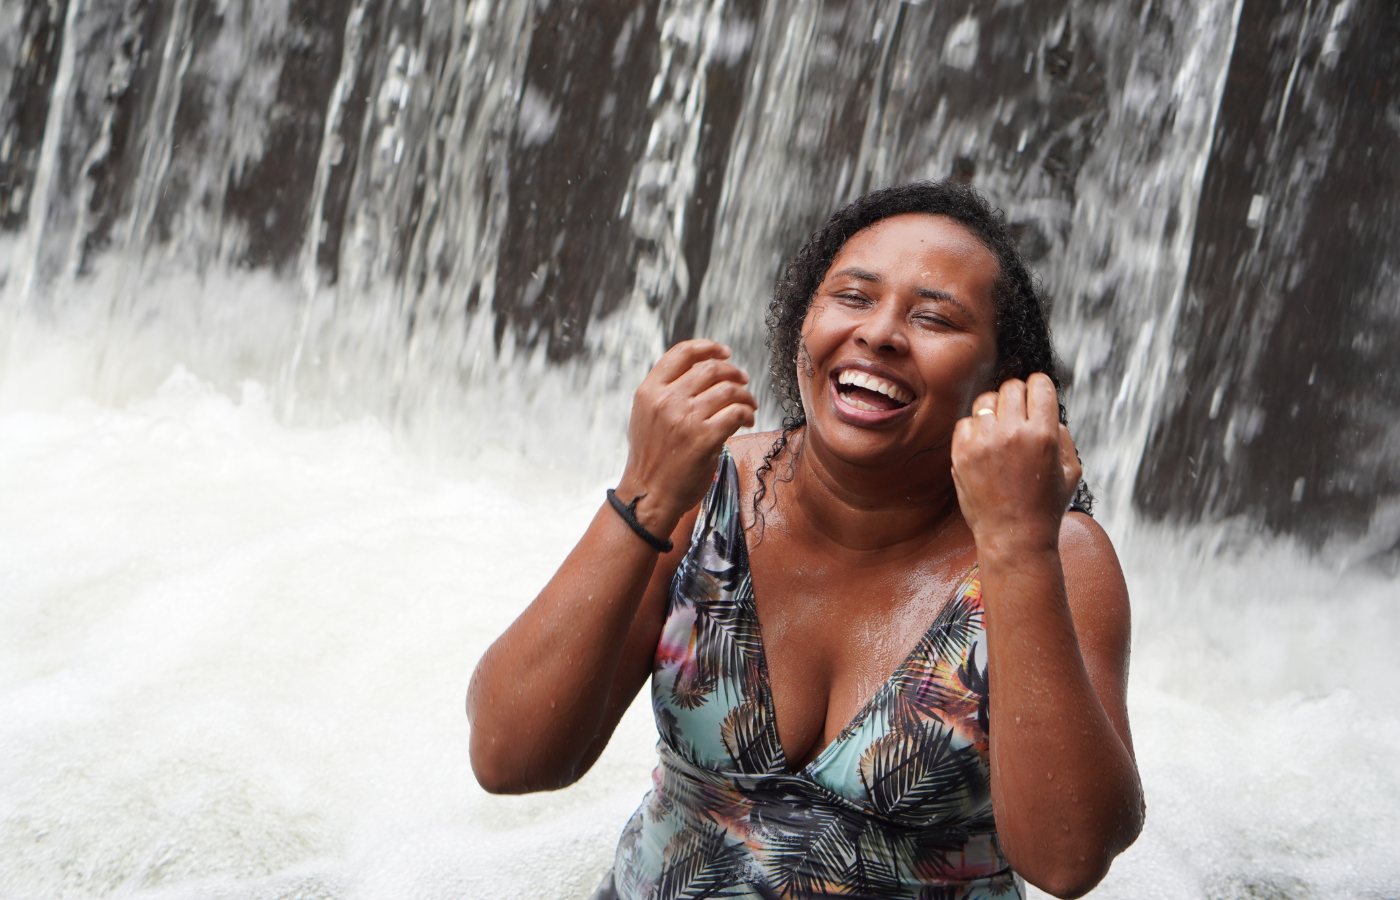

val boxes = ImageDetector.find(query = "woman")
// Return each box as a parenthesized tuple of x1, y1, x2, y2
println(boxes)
(468, 182, 1144, 899)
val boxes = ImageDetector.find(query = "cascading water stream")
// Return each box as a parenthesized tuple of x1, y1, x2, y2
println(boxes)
(1, 0, 1397, 897)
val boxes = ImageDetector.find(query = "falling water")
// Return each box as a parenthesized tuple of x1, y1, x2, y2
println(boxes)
(1, 0, 1398, 897)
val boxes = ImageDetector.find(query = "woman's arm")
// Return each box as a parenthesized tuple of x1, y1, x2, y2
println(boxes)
(951, 374, 1144, 898)
(466, 339, 757, 793)
(466, 503, 692, 793)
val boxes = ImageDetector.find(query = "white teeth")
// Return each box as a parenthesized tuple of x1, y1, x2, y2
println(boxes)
(845, 394, 880, 411)
(836, 370, 911, 405)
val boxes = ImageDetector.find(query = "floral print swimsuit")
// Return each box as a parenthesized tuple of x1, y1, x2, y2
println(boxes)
(599, 448, 1022, 900)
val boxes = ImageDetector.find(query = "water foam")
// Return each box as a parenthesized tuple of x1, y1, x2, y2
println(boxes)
(0, 361, 1396, 899)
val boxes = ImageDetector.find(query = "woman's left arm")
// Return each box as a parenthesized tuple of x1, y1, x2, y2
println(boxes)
(951, 374, 1144, 899)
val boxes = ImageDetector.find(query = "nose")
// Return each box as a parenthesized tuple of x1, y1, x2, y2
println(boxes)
(854, 299, 909, 354)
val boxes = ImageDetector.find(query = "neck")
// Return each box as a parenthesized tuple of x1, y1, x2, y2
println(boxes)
(781, 427, 968, 555)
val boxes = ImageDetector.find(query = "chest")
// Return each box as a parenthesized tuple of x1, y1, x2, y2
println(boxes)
(652, 520, 988, 788)
(746, 539, 976, 767)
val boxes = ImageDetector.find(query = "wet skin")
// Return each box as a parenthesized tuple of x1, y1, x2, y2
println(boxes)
(745, 213, 1005, 769)
(467, 213, 1143, 898)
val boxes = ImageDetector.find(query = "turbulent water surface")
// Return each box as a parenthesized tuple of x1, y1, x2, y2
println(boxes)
(1, 353, 1398, 900)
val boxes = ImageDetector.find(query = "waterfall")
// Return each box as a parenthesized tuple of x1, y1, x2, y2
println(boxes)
(4, 0, 1396, 547)
(1, 1, 1398, 898)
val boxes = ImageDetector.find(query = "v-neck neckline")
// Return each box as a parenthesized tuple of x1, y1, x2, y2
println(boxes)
(727, 443, 980, 775)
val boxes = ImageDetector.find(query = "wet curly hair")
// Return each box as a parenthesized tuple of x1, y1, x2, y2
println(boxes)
(754, 180, 1093, 516)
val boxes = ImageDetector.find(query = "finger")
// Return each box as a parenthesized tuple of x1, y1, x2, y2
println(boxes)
(949, 420, 977, 503)
(970, 391, 999, 423)
(649, 339, 731, 385)
(693, 380, 758, 421)
(1026, 372, 1060, 425)
(951, 415, 978, 460)
(670, 356, 750, 398)
(998, 378, 1028, 421)
(707, 401, 757, 440)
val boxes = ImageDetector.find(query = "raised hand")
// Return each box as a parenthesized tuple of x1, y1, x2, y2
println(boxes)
(616, 339, 758, 537)
(468, 339, 755, 793)
(949, 372, 1080, 550)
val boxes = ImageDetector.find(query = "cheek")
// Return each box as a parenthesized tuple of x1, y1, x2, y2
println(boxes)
(967, 363, 999, 407)
(963, 325, 1001, 397)
(798, 301, 847, 360)
(931, 345, 999, 412)
(975, 356, 1001, 397)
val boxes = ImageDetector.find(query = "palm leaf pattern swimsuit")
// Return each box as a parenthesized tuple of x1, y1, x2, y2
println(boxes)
(598, 448, 1022, 900)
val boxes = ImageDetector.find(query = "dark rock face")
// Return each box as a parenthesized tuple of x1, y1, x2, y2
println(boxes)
(0, 0, 69, 232)
(493, 0, 661, 359)
(1135, 0, 1400, 544)
(670, 0, 757, 347)
(222, 0, 352, 272)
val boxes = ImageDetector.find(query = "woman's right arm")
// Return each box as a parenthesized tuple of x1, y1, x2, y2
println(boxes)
(466, 339, 757, 794)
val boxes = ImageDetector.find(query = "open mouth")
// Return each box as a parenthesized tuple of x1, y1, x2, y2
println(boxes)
(834, 369, 912, 412)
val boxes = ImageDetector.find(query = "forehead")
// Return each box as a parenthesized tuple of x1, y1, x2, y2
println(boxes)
(830, 213, 1001, 291)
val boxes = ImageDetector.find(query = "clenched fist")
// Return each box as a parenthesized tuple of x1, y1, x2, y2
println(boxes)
(950, 372, 1081, 553)
(614, 339, 758, 538)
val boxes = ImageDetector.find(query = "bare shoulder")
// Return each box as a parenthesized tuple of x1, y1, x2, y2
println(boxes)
(725, 431, 789, 529)
(1058, 512, 1133, 728)
(727, 430, 784, 473)
(1059, 512, 1129, 606)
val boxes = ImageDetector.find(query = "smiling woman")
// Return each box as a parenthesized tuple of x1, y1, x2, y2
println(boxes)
(467, 182, 1143, 900)
(796, 214, 1000, 450)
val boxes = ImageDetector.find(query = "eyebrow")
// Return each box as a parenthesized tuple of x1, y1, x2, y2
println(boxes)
(828, 267, 973, 316)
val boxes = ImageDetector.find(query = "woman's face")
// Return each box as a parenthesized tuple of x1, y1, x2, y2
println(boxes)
(796, 213, 1001, 471)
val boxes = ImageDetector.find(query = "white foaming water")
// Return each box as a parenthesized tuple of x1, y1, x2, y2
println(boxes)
(0, 361, 656, 899)
(1, 354, 1398, 900)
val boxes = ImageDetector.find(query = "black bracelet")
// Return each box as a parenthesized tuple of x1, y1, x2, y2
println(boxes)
(606, 489, 674, 553)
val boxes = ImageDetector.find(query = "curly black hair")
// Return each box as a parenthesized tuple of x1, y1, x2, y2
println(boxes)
(753, 180, 1093, 518)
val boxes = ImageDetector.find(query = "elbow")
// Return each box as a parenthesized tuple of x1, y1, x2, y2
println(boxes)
(466, 677, 526, 793)
(1016, 799, 1146, 899)
(466, 690, 528, 794)
(1026, 859, 1112, 900)
(467, 704, 578, 795)
(467, 723, 513, 793)
(471, 763, 515, 795)
(471, 754, 580, 795)
(471, 754, 533, 795)
(466, 716, 539, 794)
(469, 730, 558, 794)
(1017, 840, 1120, 899)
